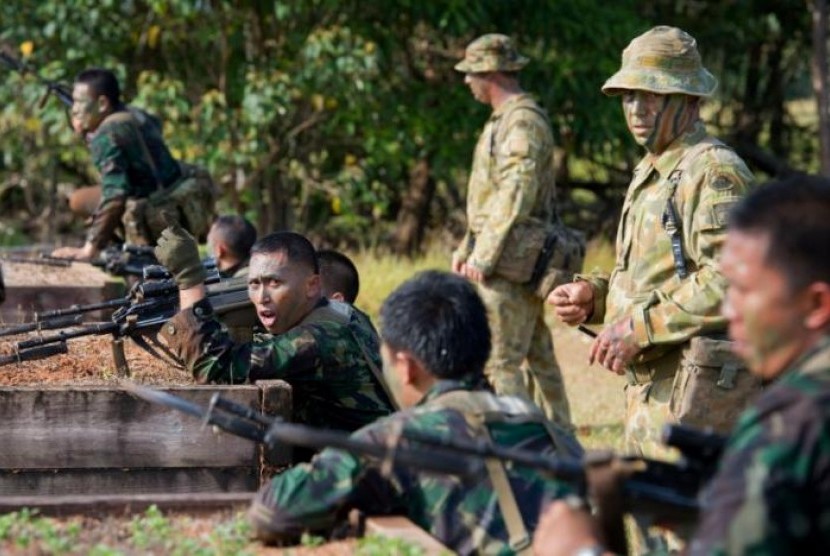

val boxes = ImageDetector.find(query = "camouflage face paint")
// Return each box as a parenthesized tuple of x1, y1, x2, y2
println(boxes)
(622, 92, 698, 154)
(71, 82, 105, 134)
(721, 231, 811, 381)
(247, 252, 317, 334)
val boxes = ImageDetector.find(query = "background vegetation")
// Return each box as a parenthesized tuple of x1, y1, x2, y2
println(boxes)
(0, 0, 825, 251)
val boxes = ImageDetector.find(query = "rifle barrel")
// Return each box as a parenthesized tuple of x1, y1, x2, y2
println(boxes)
(37, 298, 128, 320)
(0, 342, 69, 367)
(0, 314, 83, 338)
(16, 322, 119, 350)
(0, 256, 71, 268)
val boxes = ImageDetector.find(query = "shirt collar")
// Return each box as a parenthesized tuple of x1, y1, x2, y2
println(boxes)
(490, 92, 531, 121)
(415, 375, 491, 406)
(648, 120, 708, 179)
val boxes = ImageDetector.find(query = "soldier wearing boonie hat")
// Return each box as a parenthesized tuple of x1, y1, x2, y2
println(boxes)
(452, 33, 574, 429)
(549, 22, 758, 477)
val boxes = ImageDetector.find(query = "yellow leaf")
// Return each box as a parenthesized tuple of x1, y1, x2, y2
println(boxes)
(344, 154, 357, 167)
(147, 25, 161, 49)
(24, 117, 41, 133)
(331, 196, 342, 215)
(19, 41, 34, 57)
(311, 93, 324, 112)
(325, 97, 338, 110)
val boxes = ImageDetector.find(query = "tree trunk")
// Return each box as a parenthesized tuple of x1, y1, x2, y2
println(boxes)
(392, 157, 435, 256)
(811, 0, 830, 175)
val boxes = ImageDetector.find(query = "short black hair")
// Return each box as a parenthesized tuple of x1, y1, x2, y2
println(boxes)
(729, 175, 830, 291)
(212, 215, 257, 261)
(318, 249, 360, 303)
(250, 231, 319, 274)
(74, 68, 121, 106)
(380, 271, 491, 379)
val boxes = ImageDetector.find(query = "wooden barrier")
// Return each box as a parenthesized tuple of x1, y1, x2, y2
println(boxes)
(0, 381, 292, 500)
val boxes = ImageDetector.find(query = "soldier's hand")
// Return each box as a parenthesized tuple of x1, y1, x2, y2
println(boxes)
(532, 499, 610, 556)
(451, 254, 466, 275)
(155, 224, 206, 289)
(547, 282, 594, 325)
(589, 317, 641, 374)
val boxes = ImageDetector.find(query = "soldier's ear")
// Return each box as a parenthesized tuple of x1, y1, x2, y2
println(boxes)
(97, 94, 112, 114)
(803, 281, 830, 331)
(305, 272, 322, 299)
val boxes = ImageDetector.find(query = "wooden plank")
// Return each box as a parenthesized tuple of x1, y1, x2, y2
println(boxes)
(258, 380, 294, 471)
(365, 516, 452, 555)
(0, 492, 254, 517)
(0, 386, 260, 468)
(0, 467, 258, 497)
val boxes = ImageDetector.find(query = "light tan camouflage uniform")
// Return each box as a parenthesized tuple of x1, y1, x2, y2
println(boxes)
(580, 27, 759, 459)
(453, 34, 572, 428)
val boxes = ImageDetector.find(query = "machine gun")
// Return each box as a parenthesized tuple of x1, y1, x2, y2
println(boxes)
(0, 270, 254, 374)
(128, 385, 726, 553)
(1, 244, 170, 279)
(0, 50, 72, 110)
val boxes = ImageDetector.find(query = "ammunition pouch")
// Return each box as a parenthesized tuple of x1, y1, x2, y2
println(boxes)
(492, 219, 586, 299)
(668, 336, 763, 433)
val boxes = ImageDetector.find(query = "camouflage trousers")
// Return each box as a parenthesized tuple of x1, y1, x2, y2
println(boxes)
(476, 276, 572, 429)
(624, 340, 762, 460)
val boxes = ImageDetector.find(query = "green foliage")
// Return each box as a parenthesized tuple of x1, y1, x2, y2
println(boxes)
(0, 0, 819, 246)
(0, 505, 254, 555)
(357, 533, 429, 555)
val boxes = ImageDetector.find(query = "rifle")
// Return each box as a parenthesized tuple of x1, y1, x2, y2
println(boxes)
(0, 270, 254, 374)
(127, 385, 726, 553)
(0, 50, 72, 109)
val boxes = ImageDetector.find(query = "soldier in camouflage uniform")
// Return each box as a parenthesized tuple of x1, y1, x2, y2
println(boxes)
(248, 271, 581, 553)
(549, 26, 757, 459)
(53, 68, 214, 261)
(452, 34, 572, 428)
(154, 227, 395, 437)
(207, 215, 257, 279)
(533, 177, 830, 555)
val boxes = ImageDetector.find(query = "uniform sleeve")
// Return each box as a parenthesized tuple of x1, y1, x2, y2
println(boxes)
(631, 150, 754, 345)
(161, 298, 328, 384)
(468, 112, 549, 275)
(85, 131, 132, 248)
(574, 271, 610, 325)
(248, 424, 403, 542)
(690, 387, 830, 554)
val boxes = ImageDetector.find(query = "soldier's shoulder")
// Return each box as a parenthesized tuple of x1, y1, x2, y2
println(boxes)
(684, 139, 754, 194)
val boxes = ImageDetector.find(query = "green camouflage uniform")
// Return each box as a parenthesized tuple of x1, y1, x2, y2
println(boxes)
(454, 34, 571, 428)
(690, 334, 830, 555)
(584, 27, 757, 460)
(85, 109, 181, 249)
(249, 378, 580, 554)
(160, 297, 395, 433)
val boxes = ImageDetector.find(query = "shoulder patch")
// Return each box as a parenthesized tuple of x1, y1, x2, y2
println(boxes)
(711, 200, 737, 227)
(710, 174, 738, 191)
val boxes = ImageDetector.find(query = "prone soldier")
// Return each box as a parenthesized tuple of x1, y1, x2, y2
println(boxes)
(207, 215, 257, 279)
(248, 270, 582, 552)
(154, 225, 396, 440)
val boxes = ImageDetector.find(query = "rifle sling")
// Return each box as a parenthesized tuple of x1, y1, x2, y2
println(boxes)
(427, 391, 545, 554)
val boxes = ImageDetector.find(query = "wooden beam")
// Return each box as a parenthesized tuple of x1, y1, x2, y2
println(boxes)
(0, 386, 260, 469)
(0, 492, 254, 517)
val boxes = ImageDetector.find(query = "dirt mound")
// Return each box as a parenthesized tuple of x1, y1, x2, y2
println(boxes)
(0, 334, 190, 386)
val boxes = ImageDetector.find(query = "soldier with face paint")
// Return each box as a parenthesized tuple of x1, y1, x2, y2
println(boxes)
(548, 27, 757, 461)
(154, 226, 396, 442)
(534, 177, 830, 556)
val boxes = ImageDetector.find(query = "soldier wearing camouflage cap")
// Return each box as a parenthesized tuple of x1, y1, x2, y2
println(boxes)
(452, 33, 573, 429)
(550, 26, 759, 460)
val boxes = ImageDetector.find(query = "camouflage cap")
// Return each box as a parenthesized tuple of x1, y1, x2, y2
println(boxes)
(602, 26, 717, 97)
(455, 34, 529, 73)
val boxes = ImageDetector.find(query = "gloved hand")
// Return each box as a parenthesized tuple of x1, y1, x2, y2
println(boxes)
(154, 223, 206, 289)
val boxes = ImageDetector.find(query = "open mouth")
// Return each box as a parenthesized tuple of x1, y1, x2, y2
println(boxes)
(257, 309, 277, 329)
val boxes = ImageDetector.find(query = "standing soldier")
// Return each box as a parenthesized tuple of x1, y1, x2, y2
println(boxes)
(452, 33, 572, 428)
(548, 26, 758, 459)
(53, 68, 214, 261)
